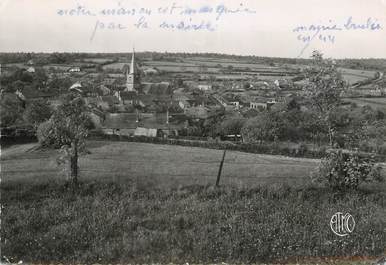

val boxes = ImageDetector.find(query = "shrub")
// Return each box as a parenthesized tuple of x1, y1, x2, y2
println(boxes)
(311, 149, 384, 190)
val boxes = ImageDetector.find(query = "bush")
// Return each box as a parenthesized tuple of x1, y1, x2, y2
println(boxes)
(311, 149, 384, 190)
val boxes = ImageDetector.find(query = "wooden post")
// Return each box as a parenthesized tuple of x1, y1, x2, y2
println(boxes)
(70, 141, 78, 187)
(216, 150, 226, 187)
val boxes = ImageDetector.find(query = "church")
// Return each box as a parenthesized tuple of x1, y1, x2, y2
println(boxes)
(100, 49, 188, 137)
(125, 49, 141, 93)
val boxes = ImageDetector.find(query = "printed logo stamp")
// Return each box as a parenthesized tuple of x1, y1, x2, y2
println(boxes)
(330, 212, 355, 236)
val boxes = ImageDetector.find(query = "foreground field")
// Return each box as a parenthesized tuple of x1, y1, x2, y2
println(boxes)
(2, 141, 320, 188)
(1, 141, 386, 263)
(1, 180, 385, 263)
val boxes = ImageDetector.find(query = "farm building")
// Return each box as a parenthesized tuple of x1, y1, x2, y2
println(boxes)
(250, 99, 276, 110)
(100, 112, 188, 136)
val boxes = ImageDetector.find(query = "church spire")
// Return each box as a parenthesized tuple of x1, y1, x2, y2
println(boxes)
(129, 48, 135, 74)
(125, 48, 139, 92)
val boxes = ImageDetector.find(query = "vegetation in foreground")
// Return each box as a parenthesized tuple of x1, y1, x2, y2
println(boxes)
(1, 180, 385, 264)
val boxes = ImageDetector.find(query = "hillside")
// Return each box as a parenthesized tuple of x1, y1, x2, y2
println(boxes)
(2, 141, 320, 188)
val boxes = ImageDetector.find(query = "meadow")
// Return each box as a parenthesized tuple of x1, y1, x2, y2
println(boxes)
(1, 141, 385, 264)
(338, 68, 377, 85)
(1, 141, 320, 188)
(102, 57, 298, 81)
(345, 97, 386, 111)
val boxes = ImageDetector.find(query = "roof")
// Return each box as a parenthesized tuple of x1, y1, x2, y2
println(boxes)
(137, 94, 155, 106)
(144, 82, 172, 95)
(101, 95, 120, 105)
(134, 127, 158, 137)
(172, 93, 194, 101)
(120, 91, 138, 100)
(185, 106, 210, 119)
(69, 82, 82, 90)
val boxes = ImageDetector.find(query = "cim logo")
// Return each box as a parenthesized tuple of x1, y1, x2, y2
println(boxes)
(330, 212, 355, 236)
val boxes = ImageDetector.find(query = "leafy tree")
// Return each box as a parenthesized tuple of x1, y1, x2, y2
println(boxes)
(37, 93, 90, 185)
(23, 99, 52, 129)
(303, 50, 346, 146)
(241, 112, 280, 144)
(32, 68, 48, 88)
(216, 117, 246, 137)
(0, 95, 24, 127)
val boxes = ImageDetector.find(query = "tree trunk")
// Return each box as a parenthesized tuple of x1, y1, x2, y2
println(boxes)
(70, 141, 78, 185)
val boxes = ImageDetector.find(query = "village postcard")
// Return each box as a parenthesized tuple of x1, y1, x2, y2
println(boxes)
(0, 0, 386, 264)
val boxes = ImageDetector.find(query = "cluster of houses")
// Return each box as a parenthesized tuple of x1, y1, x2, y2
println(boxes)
(0, 52, 299, 138)
(5, 52, 385, 139)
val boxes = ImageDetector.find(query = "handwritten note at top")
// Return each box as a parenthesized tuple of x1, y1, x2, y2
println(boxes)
(293, 16, 383, 57)
(56, 2, 257, 41)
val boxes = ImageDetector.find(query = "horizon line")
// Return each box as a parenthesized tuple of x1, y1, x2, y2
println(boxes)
(1, 50, 386, 61)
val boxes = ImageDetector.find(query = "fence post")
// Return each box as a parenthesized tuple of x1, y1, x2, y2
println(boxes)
(216, 150, 226, 187)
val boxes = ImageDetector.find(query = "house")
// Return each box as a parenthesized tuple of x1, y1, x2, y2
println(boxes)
(249, 98, 276, 110)
(172, 93, 194, 110)
(68, 67, 81, 72)
(197, 84, 212, 91)
(229, 101, 240, 109)
(26, 67, 35, 73)
(69, 82, 83, 93)
(134, 127, 160, 137)
(142, 67, 159, 75)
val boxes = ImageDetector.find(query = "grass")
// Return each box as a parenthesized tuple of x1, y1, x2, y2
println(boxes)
(338, 68, 377, 85)
(1, 180, 385, 264)
(344, 97, 386, 111)
(1, 141, 385, 263)
(1, 141, 321, 188)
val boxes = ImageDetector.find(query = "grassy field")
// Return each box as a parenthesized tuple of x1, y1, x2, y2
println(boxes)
(1, 174, 385, 263)
(338, 68, 377, 85)
(103, 57, 297, 79)
(1, 141, 320, 188)
(1, 141, 385, 263)
(344, 97, 386, 111)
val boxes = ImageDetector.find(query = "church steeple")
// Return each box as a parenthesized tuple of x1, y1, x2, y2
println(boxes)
(126, 48, 137, 92)
(129, 48, 135, 74)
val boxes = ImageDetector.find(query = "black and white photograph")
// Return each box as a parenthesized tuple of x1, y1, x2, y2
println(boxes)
(0, 0, 386, 264)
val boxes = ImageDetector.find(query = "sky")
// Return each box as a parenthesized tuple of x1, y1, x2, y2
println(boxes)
(0, 0, 385, 58)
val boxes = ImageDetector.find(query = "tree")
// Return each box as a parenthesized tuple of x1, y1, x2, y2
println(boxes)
(0, 94, 24, 127)
(303, 50, 346, 146)
(241, 112, 280, 144)
(23, 99, 52, 130)
(37, 93, 90, 185)
(216, 117, 246, 137)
